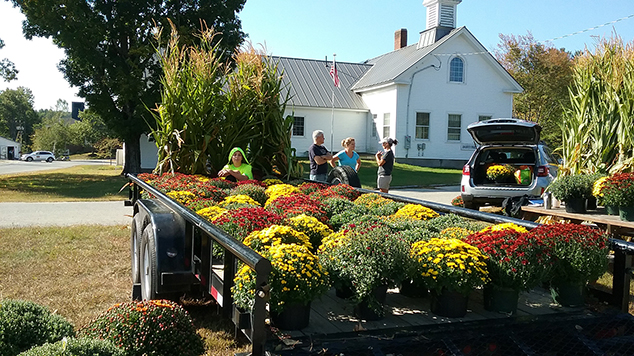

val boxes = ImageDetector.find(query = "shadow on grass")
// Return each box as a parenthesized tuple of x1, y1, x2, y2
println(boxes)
(0, 173, 128, 200)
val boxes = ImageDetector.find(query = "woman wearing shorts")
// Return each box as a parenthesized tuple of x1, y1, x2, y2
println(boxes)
(375, 137, 398, 193)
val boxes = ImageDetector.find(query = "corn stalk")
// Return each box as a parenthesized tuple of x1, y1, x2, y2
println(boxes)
(559, 34, 634, 175)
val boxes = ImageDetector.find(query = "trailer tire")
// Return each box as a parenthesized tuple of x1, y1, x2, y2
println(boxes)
(130, 214, 144, 284)
(327, 166, 361, 188)
(140, 224, 158, 300)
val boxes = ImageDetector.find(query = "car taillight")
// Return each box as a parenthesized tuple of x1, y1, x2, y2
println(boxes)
(462, 164, 470, 176)
(537, 166, 549, 177)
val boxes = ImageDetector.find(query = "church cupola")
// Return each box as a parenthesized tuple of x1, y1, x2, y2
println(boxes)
(423, 0, 461, 30)
(418, 0, 462, 48)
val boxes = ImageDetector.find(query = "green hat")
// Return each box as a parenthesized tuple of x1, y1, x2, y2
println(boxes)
(227, 147, 249, 165)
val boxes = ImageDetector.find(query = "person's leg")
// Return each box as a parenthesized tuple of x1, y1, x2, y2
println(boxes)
(377, 175, 391, 193)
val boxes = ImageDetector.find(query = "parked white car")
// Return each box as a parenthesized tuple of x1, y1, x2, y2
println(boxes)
(21, 151, 56, 162)
(460, 119, 559, 210)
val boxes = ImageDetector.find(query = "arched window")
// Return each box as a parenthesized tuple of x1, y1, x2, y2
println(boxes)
(449, 57, 464, 83)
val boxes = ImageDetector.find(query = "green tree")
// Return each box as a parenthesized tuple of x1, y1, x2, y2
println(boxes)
(0, 87, 39, 148)
(70, 109, 113, 148)
(11, 0, 246, 173)
(0, 38, 18, 82)
(495, 32, 574, 147)
(31, 116, 73, 155)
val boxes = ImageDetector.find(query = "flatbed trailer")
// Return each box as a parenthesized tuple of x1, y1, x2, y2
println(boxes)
(124, 174, 634, 355)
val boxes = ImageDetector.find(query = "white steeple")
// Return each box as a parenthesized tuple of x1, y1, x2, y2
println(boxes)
(423, 0, 462, 30)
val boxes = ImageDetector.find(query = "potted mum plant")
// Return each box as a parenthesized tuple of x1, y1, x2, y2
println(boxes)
(409, 238, 489, 317)
(319, 224, 409, 320)
(601, 172, 634, 220)
(232, 243, 330, 330)
(486, 164, 515, 183)
(464, 225, 551, 313)
(527, 223, 609, 307)
(547, 174, 594, 213)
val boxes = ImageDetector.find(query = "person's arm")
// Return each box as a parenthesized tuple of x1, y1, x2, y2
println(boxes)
(330, 152, 341, 168)
(228, 169, 249, 181)
(355, 158, 361, 172)
(375, 151, 385, 167)
(313, 151, 333, 165)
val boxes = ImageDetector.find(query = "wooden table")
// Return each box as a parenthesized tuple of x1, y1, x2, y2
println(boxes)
(521, 205, 634, 238)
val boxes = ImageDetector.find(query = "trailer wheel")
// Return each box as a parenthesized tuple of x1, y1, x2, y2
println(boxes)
(140, 224, 158, 300)
(130, 214, 144, 284)
(327, 166, 361, 187)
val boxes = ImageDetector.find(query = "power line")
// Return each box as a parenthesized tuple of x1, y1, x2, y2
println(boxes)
(544, 14, 634, 42)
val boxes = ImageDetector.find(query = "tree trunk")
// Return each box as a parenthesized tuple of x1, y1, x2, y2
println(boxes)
(123, 132, 142, 174)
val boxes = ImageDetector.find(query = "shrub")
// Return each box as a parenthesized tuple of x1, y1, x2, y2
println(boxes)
(287, 214, 334, 250)
(265, 194, 328, 223)
(230, 183, 267, 206)
(322, 197, 358, 218)
(547, 174, 594, 201)
(243, 225, 312, 252)
(79, 300, 204, 356)
(233, 243, 330, 313)
(211, 207, 285, 241)
(0, 299, 75, 356)
(329, 208, 369, 231)
(18, 337, 124, 356)
(392, 204, 439, 221)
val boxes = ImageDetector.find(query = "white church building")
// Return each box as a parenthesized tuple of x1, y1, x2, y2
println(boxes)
(280, 0, 522, 168)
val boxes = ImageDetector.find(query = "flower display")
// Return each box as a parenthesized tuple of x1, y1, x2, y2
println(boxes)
(243, 225, 312, 252)
(265, 193, 328, 223)
(486, 164, 515, 181)
(547, 174, 594, 201)
(166, 190, 197, 206)
(263, 178, 284, 187)
(318, 225, 409, 315)
(196, 206, 227, 221)
(409, 238, 489, 295)
(479, 222, 528, 234)
(219, 194, 261, 208)
(298, 182, 328, 195)
(601, 172, 634, 207)
(464, 228, 551, 291)
(393, 204, 440, 221)
(206, 177, 237, 189)
(527, 223, 609, 284)
(592, 176, 608, 198)
(232, 243, 330, 313)
(211, 207, 285, 241)
(264, 183, 301, 205)
(287, 214, 334, 251)
(230, 183, 267, 206)
(439, 227, 474, 240)
(236, 179, 266, 187)
(137, 173, 158, 182)
(451, 195, 464, 207)
(79, 299, 204, 356)
(353, 193, 392, 210)
(322, 197, 359, 218)
(310, 184, 361, 201)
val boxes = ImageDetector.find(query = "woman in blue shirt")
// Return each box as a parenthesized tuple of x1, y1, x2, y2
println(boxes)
(330, 137, 361, 171)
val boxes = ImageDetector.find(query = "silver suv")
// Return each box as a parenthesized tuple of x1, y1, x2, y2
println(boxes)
(460, 119, 559, 210)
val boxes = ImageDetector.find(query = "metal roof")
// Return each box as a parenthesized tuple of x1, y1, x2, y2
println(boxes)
(351, 27, 462, 91)
(273, 57, 372, 110)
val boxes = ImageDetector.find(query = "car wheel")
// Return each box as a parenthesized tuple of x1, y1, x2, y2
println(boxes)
(26, 157, 33, 162)
(140, 224, 158, 300)
(46, 157, 54, 162)
(463, 201, 480, 211)
(327, 166, 361, 188)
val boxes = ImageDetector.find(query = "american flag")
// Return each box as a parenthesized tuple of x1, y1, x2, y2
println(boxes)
(329, 57, 340, 88)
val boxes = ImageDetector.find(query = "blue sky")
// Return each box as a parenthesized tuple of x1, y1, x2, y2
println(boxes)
(1, 0, 633, 110)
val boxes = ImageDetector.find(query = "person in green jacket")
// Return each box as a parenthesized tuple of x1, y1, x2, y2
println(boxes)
(217, 147, 253, 181)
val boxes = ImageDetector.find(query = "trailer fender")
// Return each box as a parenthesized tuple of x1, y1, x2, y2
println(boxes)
(133, 199, 192, 295)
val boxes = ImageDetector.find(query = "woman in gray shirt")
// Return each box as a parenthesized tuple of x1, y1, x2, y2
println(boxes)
(375, 137, 398, 193)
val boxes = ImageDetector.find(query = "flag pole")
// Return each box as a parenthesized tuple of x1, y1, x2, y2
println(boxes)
(330, 54, 336, 151)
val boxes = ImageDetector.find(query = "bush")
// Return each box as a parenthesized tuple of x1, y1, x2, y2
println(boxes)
(547, 174, 594, 201)
(322, 197, 358, 218)
(18, 337, 123, 356)
(230, 183, 267, 206)
(0, 299, 75, 356)
(79, 300, 204, 356)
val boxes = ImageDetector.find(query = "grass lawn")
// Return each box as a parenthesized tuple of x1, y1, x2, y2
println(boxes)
(0, 165, 128, 202)
(301, 158, 462, 189)
(0, 225, 250, 355)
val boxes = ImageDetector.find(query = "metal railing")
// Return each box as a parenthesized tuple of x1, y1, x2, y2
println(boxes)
(125, 174, 271, 355)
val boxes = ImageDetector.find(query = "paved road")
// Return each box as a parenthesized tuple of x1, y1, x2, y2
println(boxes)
(0, 159, 118, 175)
(0, 186, 459, 228)
(0, 201, 133, 228)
